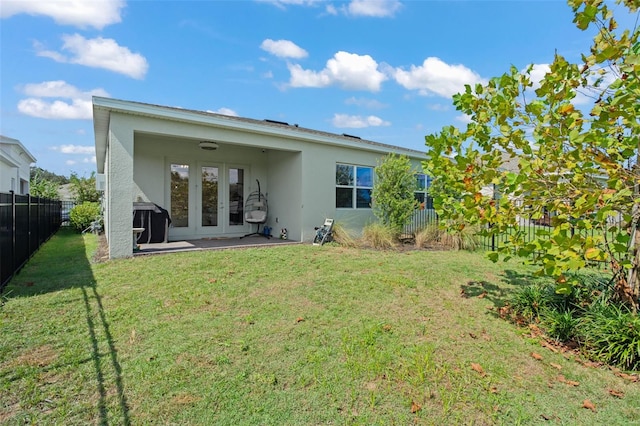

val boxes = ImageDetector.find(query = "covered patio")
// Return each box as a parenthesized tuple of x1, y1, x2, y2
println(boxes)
(134, 235, 301, 256)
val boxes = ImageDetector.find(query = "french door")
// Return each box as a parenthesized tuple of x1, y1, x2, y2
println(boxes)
(168, 162, 247, 238)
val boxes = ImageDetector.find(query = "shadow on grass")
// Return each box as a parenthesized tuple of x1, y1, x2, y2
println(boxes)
(460, 269, 547, 311)
(2, 228, 130, 425)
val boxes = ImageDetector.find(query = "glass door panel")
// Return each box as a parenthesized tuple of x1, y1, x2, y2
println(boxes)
(170, 164, 189, 227)
(229, 168, 244, 226)
(201, 166, 219, 227)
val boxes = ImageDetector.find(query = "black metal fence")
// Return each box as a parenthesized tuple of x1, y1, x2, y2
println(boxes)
(1, 192, 62, 291)
(405, 208, 624, 254)
(405, 208, 439, 236)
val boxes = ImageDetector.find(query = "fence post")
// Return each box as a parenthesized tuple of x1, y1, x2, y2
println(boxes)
(10, 190, 16, 283)
(491, 223, 496, 252)
(28, 194, 32, 259)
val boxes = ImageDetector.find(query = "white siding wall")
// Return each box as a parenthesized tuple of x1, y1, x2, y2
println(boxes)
(0, 142, 33, 195)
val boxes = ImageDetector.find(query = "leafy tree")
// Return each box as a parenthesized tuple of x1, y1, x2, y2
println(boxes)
(29, 170, 60, 199)
(70, 172, 101, 203)
(30, 167, 69, 185)
(372, 153, 418, 236)
(424, 0, 640, 309)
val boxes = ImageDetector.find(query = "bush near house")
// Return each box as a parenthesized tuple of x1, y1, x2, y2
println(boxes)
(69, 202, 101, 232)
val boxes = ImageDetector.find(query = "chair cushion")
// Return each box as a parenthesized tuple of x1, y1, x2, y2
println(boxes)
(245, 210, 267, 222)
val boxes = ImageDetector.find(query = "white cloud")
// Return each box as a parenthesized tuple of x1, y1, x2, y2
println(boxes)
(17, 80, 109, 120)
(455, 114, 473, 124)
(345, 96, 386, 109)
(288, 51, 387, 91)
(207, 107, 239, 116)
(0, 0, 124, 29)
(35, 34, 148, 79)
(332, 113, 390, 128)
(258, 0, 401, 18)
(258, 0, 323, 9)
(18, 98, 93, 119)
(427, 103, 450, 111)
(65, 159, 77, 166)
(51, 144, 95, 154)
(523, 62, 619, 106)
(393, 57, 485, 98)
(344, 0, 402, 17)
(526, 63, 551, 89)
(260, 39, 308, 59)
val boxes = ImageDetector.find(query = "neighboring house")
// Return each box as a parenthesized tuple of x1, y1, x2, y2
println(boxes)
(0, 135, 36, 195)
(93, 97, 429, 259)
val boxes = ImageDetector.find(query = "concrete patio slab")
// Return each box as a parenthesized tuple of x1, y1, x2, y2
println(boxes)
(135, 235, 301, 256)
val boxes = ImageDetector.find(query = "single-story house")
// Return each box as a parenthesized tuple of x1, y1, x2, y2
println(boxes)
(0, 135, 36, 195)
(92, 97, 429, 259)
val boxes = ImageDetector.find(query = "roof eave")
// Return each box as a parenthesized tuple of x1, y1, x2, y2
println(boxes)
(91, 96, 426, 162)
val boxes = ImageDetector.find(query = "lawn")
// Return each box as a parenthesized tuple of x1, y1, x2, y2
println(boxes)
(1, 229, 638, 425)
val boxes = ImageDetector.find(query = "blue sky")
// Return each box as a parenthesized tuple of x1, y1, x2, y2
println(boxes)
(0, 0, 631, 177)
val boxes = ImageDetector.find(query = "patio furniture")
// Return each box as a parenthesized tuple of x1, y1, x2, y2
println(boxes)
(240, 180, 270, 239)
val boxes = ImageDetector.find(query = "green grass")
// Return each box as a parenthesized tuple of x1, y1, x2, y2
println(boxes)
(1, 228, 639, 425)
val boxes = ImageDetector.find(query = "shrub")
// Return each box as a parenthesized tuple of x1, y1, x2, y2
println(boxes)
(578, 303, 640, 371)
(508, 272, 640, 370)
(371, 153, 418, 237)
(509, 283, 558, 322)
(569, 272, 616, 308)
(361, 223, 397, 250)
(540, 308, 580, 342)
(69, 202, 102, 232)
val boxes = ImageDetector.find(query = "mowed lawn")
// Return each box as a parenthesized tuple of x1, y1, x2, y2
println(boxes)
(1, 229, 638, 425)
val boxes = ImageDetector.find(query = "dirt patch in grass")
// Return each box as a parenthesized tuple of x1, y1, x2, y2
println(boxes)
(0, 400, 21, 424)
(93, 233, 109, 263)
(12, 344, 58, 368)
(171, 394, 202, 405)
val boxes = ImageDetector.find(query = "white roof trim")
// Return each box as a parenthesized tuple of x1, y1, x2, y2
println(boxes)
(0, 135, 37, 163)
(92, 97, 425, 173)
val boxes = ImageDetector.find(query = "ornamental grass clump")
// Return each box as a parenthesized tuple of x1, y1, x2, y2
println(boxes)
(414, 223, 479, 251)
(361, 222, 397, 250)
(329, 222, 358, 248)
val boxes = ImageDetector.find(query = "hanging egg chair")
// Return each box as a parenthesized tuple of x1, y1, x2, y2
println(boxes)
(240, 179, 270, 239)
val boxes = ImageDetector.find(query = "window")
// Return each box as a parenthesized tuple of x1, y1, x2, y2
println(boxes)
(336, 164, 373, 209)
(415, 173, 433, 210)
(170, 164, 189, 227)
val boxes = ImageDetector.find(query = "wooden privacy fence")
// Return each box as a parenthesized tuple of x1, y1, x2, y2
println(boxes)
(0, 192, 62, 291)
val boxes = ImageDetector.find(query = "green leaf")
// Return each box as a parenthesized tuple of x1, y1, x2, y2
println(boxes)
(556, 282, 573, 295)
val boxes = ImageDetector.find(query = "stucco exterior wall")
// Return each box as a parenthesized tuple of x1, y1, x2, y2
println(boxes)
(95, 98, 427, 258)
(266, 150, 302, 240)
(106, 114, 135, 259)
